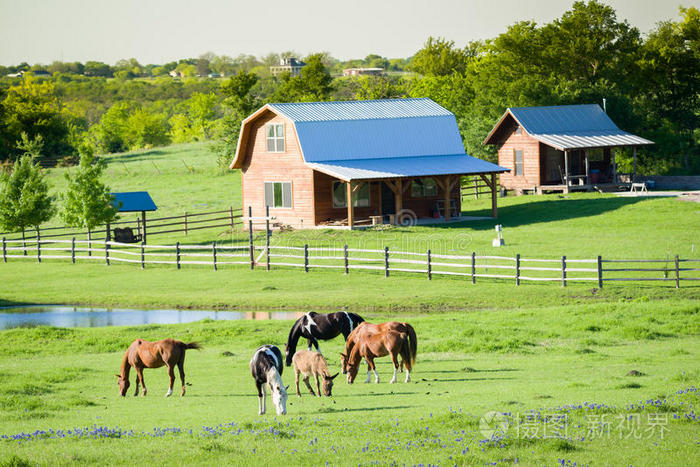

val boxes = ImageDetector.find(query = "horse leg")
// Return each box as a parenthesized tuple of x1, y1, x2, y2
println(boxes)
(303, 376, 316, 396)
(365, 362, 372, 383)
(257, 382, 266, 415)
(315, 374, 322, 397)
(306, 338, 313, 352)
(165, 365, 175, 397)
(178, 360, 186, 397)
(367, 358, 379, 384)
(135, 367, 146, 396)
(389, 352, 400, 384)
(295, 370, 302, 397)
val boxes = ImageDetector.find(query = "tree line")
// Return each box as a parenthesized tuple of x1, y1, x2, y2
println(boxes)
(0, 1, 697, 175)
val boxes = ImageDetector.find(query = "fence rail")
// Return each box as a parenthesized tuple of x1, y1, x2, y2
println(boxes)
(0, 207, 243, 243)
(2, 236, 696, 288)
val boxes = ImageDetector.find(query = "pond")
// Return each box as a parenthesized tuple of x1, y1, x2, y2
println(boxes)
(0, 306, 303, 330)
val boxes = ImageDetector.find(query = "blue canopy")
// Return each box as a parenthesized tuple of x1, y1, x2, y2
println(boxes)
(111, 192, 157, 212)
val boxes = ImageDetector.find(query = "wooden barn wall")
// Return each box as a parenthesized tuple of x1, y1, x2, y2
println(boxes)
(496, 120, 541, 190)
(240, 110, 314, 228)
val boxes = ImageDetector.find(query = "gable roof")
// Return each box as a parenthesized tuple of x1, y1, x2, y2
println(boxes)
(231, 98, 507, 180)
(111, 192, 157, 212)
(483, 104, 653, 150)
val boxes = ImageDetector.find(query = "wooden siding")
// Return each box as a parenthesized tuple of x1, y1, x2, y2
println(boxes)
(497, 119, 541, 191)
(240, 110, 315, 228)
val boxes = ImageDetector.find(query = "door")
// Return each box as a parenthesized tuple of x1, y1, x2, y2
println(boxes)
(381, 182, 395, 216)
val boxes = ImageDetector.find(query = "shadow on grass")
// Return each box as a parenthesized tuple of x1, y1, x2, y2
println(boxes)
(436, 196, 648, 231)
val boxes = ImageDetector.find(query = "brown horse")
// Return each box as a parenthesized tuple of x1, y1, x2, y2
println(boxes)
(340, 322, 417, 384)
(116, 338, 201, 397)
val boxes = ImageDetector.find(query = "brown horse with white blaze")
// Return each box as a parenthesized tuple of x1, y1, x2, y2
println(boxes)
(340, 322, 417, 384)
(116, 338, 201, 397)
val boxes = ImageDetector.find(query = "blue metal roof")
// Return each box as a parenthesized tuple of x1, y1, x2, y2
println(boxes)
(111, 192, 157, 212)
(486, 104, 653, 150)
(268, 98, 453, 122)
(307, 155, 507, 181)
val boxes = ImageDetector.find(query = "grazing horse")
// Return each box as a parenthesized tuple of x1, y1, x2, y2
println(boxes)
(292, 350, 339, 397)
(340, 322, 417, 384)
(116, 338, 201, 397)
(285, 311, 365, 366)
(250, 345, 288, 415)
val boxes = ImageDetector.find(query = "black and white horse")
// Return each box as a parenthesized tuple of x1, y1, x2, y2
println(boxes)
(250, 345, 288, 415)
(285, 311, 365, 367)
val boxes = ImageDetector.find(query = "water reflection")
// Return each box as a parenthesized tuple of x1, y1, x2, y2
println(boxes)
(0, 306, 304, 329)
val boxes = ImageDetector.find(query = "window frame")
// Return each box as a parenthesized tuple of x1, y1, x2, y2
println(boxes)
(264, 181, 293, 209)
(265, 123, 285, 153)
(514, 149, 524, 176)
(332, 181, 370, 208)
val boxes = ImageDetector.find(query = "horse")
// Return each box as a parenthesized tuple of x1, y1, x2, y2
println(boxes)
(116, 338, 201, 397)
(292, 350, 339, 397)
(285, 311, 365, 366)
(340, 321, 417, 384)
(250, 345, 288, 415)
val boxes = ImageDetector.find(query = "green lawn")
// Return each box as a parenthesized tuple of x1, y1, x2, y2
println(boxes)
(0, 302, 698, 466)
(0, 142, 698, 465)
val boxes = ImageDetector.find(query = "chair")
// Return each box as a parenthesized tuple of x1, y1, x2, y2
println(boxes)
(113, 227, 142, 243)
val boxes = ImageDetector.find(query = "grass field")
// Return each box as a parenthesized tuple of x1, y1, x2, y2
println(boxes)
(1, 142, 698, 465)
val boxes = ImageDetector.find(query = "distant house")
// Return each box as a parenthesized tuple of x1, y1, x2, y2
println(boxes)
(342, 68, 384, 77)
(230, 98, 507, 228)
(484, 104, 653, 194)
(270, 58, 306, 77)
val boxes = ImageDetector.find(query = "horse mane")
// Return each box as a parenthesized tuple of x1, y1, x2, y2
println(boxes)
(119, 349, 131, 379)
(285, 318, 304, 364)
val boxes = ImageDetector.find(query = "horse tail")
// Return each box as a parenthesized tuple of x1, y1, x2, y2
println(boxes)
(285, 318, 303, 366)
(405, 323, 417, 369)
(185, 342, 202, 350)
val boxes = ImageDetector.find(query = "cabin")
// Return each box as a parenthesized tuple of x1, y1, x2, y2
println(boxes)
(484, 104, 653, 194)
(230, 98, 507, 229)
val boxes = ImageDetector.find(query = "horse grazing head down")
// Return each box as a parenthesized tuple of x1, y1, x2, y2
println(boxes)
(116, 374, 130, 396)
(269, 375, 288, 415)
(339, 352, 360, 384)
(322, 372, 340, 396)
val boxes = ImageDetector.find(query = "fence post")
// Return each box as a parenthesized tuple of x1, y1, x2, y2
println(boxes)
(136, 217, 141, 240)
(71, 237, 76, 264)
(561, 255, 567, 287)
(471, 252, 476, 284)
(266, 206, 270, 271)
(213, 242, 217, 271)
(176, 241, 181, 270)
(140, 242, 145, 269)
(106, 222, 111, 242)
(248, 206, 254, 270)
(105, 240, 110, 266)
(87, 228, 92, 257)
(675, 255, 680, 288)
(427, 249, 432, 280)
(515, 253, 520, 286)
(22, 229, 27, 256)
(474, 178, 478, 200)
(230, 206, 234, 229)
(2, 237, 5, 263)
(384, 246, 389, 278)
(36, 228, 41, 263)
(184, 211, 188, 236)
(597, 256, 603, 288)
(304, 244, 309, 272)
(344, 244, 349, 274)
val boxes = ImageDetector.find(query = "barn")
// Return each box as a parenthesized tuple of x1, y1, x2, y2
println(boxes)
(230, 98, 507, 228)
(483, 104, 653, 194)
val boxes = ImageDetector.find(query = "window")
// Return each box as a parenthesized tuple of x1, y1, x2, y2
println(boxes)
(266, 123, 285, 152)
(411, 178, 438, 197)
(332, 181, 370, 208)
(264, 181, 292, 208)
(514, 149, 524, 176)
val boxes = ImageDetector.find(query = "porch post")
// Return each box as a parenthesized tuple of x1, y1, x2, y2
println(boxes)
(612, 150, 618, 184)
(346, 181, 354, 228)
(491, 173, 498, 219)
(444, 175, 452, 221)
(394, 179, 403, 225)
(584, 150, 590, 184)
(563, 150, 569, 187)
(633, 146, 637, 178)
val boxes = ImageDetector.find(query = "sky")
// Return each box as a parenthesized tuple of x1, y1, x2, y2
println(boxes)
(0, 0, 697, 66)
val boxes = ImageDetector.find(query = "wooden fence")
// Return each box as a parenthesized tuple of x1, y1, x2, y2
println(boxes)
(2, 236, 698, 288)
(460, 176, 496, 199)
(0, 207, 243, 244)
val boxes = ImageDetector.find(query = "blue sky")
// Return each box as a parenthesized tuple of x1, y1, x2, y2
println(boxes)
(0, 0, 696, 65)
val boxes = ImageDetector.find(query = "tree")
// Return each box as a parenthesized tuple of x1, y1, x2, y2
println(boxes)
(408, 37, 471, 76)
(84, 61, 113, 77)
(0, 134, 55, 238)
(61, 145, 118, 231)
(272, 53, 333, 102)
